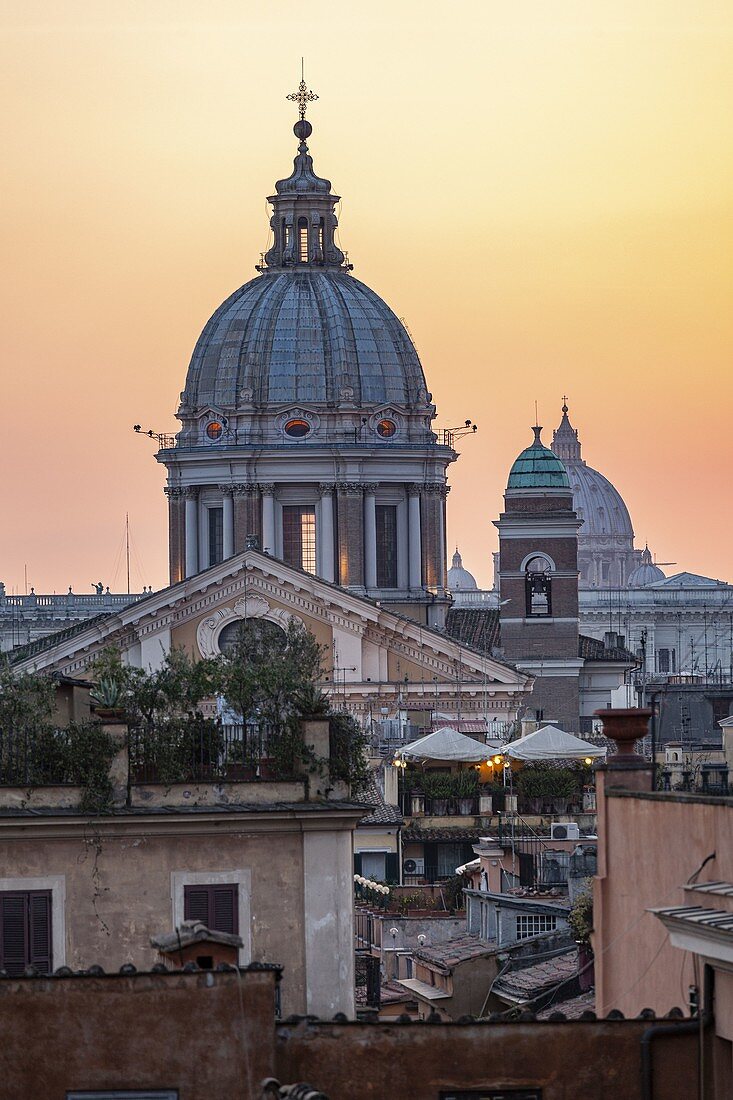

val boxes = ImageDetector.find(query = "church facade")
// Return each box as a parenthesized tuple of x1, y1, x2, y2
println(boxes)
(159, 109, 454, 629)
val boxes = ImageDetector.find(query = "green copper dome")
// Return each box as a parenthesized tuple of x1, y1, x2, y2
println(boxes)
(507, 426, 570, 490)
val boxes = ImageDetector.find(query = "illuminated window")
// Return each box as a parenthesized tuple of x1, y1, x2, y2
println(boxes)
(284, 418, 311, 438)
(205, 421, 224, 440)
(282, 506, 316, 574)
(376, 419, 397, 438)
(375, 505, 398, 587)
(298, 218, 308, 262)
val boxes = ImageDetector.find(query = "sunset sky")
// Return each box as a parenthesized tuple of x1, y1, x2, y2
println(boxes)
(1, 1, 732, 594)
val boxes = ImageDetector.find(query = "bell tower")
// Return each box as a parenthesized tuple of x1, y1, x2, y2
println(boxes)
(494, 426, 583, 730)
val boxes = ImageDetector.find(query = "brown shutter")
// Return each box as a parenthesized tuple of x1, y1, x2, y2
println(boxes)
(183, 886, 211, 925)
(1, 895, 28, 976)
(212, 885, 238, 935)
(29, 892, 52, 973)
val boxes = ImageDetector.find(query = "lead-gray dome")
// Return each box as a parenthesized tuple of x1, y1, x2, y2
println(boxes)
(183, 270, 428, 411)
(551, 405, 633, 540)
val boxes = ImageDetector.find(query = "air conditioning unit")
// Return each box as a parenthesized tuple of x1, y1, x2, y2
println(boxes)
(550, 822, 580, 841)
(403, 858, 425, 876)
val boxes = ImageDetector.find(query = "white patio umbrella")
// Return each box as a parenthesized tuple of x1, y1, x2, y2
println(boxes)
(503, 724, 606, 762)
(397, 726, 501, 765)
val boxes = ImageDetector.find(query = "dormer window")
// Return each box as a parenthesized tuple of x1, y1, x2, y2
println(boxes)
(526, 555, 552, 616)
(284, 418, 311, 439)
(376, 418, 397, 439)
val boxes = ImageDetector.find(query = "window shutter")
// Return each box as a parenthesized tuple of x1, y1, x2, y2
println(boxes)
(353, 853, 363, 875)
(384, 853, 398, 885)
(29, 892, 52, 973)
(1, 895, 28, 976)
(183, 886, 211, 925)
(212, 885, 238, 935)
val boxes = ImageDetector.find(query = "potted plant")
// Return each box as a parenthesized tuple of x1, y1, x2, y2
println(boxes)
(422, 772, 452, 815)
(452, 769, 479, 814)
(89, 677, 127, 721)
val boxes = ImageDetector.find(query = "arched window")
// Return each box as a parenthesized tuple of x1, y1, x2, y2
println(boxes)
(217, 618, 286, 659)
(525, 555, 552, 617)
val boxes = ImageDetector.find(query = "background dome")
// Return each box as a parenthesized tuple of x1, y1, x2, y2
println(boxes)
(182, 270, 428, 411)
(507, 427, 570, 490)
(569, 462, 634, 539)
(447, 549, 477, 591)
(628, 547, 665, 587)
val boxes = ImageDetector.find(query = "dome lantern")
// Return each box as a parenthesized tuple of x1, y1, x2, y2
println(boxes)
(260, 75, 349, 272)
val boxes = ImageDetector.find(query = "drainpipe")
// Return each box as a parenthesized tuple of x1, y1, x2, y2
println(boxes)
(640, 963, 713, 1100)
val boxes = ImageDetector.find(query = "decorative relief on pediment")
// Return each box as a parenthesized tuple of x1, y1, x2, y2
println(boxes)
(196, 595, 299, 658)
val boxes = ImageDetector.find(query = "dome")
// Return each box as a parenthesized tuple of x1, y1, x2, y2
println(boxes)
(507, 426, 570, 491)
(447, 549, 477, 591)
(551, 405, 634, 541)
(628, 547, 665, 587)
(183, 270, 428, 411)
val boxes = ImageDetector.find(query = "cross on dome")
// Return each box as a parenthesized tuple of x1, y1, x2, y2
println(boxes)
(286, 61, 319, 121)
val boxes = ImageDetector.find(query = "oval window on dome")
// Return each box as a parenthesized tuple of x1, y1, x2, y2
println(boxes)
(376, 418, 397, 439)
(205, 421, 224, 440)
(284, 418, 311, 439)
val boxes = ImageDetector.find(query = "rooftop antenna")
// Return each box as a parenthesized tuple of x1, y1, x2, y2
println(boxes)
(125, 513, 130, 596)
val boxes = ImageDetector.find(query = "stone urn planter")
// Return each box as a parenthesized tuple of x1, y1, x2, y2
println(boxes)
(410, 793, 426, 816)
(595, 708, 652, 760)
(432, 799, 448, 816)
(457, 797, 475, 815)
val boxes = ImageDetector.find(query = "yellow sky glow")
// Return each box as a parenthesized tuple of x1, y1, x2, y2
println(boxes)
(1, 1, 732, 593)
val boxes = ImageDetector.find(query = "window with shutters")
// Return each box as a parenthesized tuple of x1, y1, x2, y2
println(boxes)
(0, 890, 52, 975)
(183, 883, 238, 935)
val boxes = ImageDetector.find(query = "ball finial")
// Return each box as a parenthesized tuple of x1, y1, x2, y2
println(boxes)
(294, 119, 313, 142)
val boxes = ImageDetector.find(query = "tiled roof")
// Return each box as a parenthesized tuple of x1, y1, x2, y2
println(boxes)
(536, 990, 595, 1020)
(578, 633, 637, 664)
(402, 824, 484, 843)
(445, 608, 500, 653)
(354, 775, 403, 827)
(446, 613, 636, 667)
(10, 613, 112, 664)
(414, 933, 495, 972)
(494, 948, 578, 1004)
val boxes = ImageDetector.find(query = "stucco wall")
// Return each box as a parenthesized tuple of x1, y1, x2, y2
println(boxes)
(276, 1017, 698, 1099)
(0, 968, 277, 1098)
(595, 777, 733, 1019)
(0, 820, 314, 1013)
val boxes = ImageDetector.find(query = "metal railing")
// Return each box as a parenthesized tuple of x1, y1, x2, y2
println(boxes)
(0, 727, 77, 786)
(129, 720, 278, 784)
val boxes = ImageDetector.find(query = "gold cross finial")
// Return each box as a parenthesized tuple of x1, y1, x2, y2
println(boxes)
(287, 59, 318, 120)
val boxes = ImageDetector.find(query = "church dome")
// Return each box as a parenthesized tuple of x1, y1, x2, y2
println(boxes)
(628, 547, 665, 587)
(180, 109, 428, 415)
(507, 426, 570, 490)
(183, 270, 428, 411)
(447, 548, 477, 591)
(551, 404, 634, 541)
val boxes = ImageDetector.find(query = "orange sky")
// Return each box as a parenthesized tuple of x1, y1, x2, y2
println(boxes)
(2, 1, 732, 594)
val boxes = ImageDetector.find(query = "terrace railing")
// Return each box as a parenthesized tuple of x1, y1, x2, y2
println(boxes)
(128, 720, 278, 784)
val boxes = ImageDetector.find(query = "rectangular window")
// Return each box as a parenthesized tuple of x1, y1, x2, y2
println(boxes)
(0, 890, 52, 975)
(375, 505, 398, 588)
(515, 913, 557, 940)
(208, 507, 224, 566)
(183, 884, 238, 935)
(282, 506, 316, 574)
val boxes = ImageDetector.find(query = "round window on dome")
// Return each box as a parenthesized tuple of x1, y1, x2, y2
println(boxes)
(376, 418, 397, 439)
(205, 421, 224, 440)
(284, 418, 311, 439)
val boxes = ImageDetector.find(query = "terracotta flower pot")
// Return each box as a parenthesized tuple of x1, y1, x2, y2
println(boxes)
(595, 708, 652, 761)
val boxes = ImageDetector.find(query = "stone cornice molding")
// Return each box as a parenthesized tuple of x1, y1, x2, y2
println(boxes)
(361, 483, 379, 494)
(422, 483, 449, 497)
